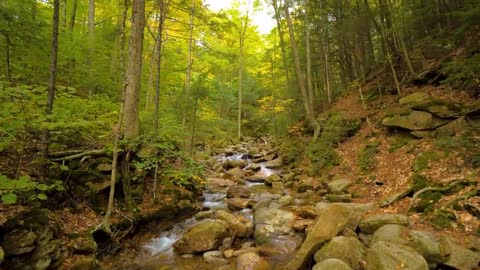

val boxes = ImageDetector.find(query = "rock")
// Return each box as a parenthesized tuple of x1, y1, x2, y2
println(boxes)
(399, 92, 431, 107)
(265, 174, 282, 185)
(327, 179, 352, 194)
(435, 117, 470, 137)
(365, 241, 428, 270)
(439, 237, 480, 270)
(233, 247, 259, 257)
(272, 181, 284, 190)
(227, 198, 250, 211)
(256, 234, 302, 256)
(137, 143, 159, 158)
(173, 220, 228, 254)
(326, 194, 352, 202)
(223, 160, 247, 169)
(408, 230, 442, 266)
(227, 185, 251, 198)
(411, 130, 435, 138)
(283, 204, 353, 270)
(225, 167, 246, 179)
(379, 189, 412, 207)
(283, 172, 296, 182)
(371, 224, 409, 245)
(203, 250, 229, 265)
(206, 178, 235, 189)
(382, 111, 448, 131)
(295, 205, 319, 219)
(0, 245, 3, 264)
(1, 229, 37, 255)
(96, 163, 112, 171)
(246, 175, 266, 183)
(237, 252, 270, 270)
(71, 256, 97, 270)
(248, 163, 261, 172)
(195, 210, 215, 220)
(292, 219, 315, 231)
(279, 195, 294, 206)
(359, 214, 409, 234)
(224, 249, 234, 258)
(215, 210, 252, 238)
(72, 235, 97, 254)
(314, 236, 366, 270)
(265, 158, 283, 169)
(313, 258, 353, 270)
(316, 202, 374, 231)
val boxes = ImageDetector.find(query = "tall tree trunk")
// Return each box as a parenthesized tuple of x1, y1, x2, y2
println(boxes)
(154, 0, 168, 133)
(190, 98, 198, 157)
(123, 0, 145, 140)
(61, 0, 67, 28)
(88, 0, 95, 95)
(5, 34, 12, 84)
(118, 0, 128, 82)
(305, 1, 314, 113)
(238, 5, 249, 140)
(271, 0, 290, 92)
(69, 0, 77, 31)
(40, 0, 60, 176)
(183, 0, 195, 150)
(284, 0, 318, 138)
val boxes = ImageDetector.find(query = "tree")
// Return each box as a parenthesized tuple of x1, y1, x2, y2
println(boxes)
(237, 0, 250, 140)
(40, 0, 60, 175)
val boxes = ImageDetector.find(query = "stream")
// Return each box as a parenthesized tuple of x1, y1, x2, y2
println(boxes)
(121, 142, 316, 269)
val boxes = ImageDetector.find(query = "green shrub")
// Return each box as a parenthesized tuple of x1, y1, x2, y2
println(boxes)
(0, 175, 63, 204)
(358, 141, 380, 172)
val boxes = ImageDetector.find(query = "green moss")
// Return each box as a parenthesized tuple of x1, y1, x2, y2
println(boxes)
(431, 209, 456, 229)
(412, 174, 431, 192)
(415, 191, 443, 213)
(413, 151, 446, 172)
(307, 142, 339, 174)
(280, 138, 305, 165)
(358, 141, 380, 172)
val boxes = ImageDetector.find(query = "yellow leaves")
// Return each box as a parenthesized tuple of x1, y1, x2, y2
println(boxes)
(257, 96, 295, 114)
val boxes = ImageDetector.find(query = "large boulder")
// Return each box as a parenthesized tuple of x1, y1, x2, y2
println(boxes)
(265, 173, 282, 185)
(215, 210, 252, 238)
(365, 241, 428, 270)
(371, 224, 410, 245)
(227, 185, 252, 198)
(399, 92, 461, 118)
(283, 204, 353, 270)
(227, 198, 250, 211)
(223, 160, 247, 169)
(382, 111, 448, 131)
(313, 258, 353, 270)
(359, 214, 409, 234)
(327, 179, 352, 194)
(314, 236, 366, 270)
(399, 92, 431, 107)
(265, 158, 283, 169)
(408, 230, 442, 266)
(173, 220, 228, 254)
(225, 167, 246, 179)
(1, 229, 37, 256)
(439, 237, 480, 270)
(236, 252, 270, 270)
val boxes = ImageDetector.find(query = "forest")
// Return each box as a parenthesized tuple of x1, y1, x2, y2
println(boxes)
(0, 0, 480, 269)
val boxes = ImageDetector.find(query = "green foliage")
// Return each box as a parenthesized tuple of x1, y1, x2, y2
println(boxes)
(413, 151, 446, 172)
(307, 142, 339, 175)
(441, 54, 480, 95)
(0, 175, 63, 204)
(412, 174, 431, 192)
(279, 138, 305, 165)
(414, 191, 443, 213)
(358, 141, 380, 172)
(431, 209, 456, 229)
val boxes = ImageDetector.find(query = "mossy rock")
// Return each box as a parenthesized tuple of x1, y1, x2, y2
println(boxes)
(0, 245, 4, 264)
(413, 151, 446, 172)
(431, 209, 456, 228)
(383, 111, 449, 131)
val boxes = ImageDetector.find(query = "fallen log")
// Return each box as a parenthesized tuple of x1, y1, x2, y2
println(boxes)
(51, 149, 108, 161)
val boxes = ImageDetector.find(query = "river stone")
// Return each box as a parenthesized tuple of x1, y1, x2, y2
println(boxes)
(265, 173, 282, 185)
(279, 195, 294, 206)
(382, 111, 448, 131)
(327, 179, 352, 194)
(316, 202, 374, 231)
(227, 185, 251, 198)
(283, 172, 296, 182)
(365, 241, 428, 270)
(173, 219, 228, 254)
(72, 235, 97, 254)
(293, 219, 315, 231)
(359, 214, 409, 234)
(439, 237, 480, 270)
(379, 188, 412, 207)
(314, 236, 366, 270)
(248, 163, 261, 172)
(203, 250, 229, 265)
(408, 230, 442, 265)
(256, 234, 303, 256)
(215, 210, 252, 238)
(1, 229, 38, 255)
(326, 194, 352, 202)
(225, 167, 246, 179)
(313, 258, 353, 270)
(206, 178, 235, 189)
(399, 92, 431, 107)
(283, 204, 353, 270)
(223, 160, 247, 169)
(227, 198, 250, 211)
(254, 207, 296, 237)
(71, 256, 97, 270)
(237, 252, 270, 270)
(265, 158, 283, 169)
(371, 224, 409, 245)
(272, 181, 284, 190)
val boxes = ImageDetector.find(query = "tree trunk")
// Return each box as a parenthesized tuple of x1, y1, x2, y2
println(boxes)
(62, 0, 67, 28)
(123, 0, 145, 140)
(118, 0, 128, 83)
(69, 0, 77, 32)
(190, 98, 198, 157)
(40, 0, 60, 175)
(271, 0, 290, 92)
(154, 0, 168, 133)
(88, 0, 95, 95)
(284, 0, 318, 138)
(183, 0, 195, 150)
(305, 1, 314, 113)
(5, 34, 12, 84)
(238, 6, 249, 140)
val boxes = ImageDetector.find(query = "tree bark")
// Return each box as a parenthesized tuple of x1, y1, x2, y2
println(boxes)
(238, 4, 249, 140)
(69, 0, 77, 32)
(40, 0, 60, 174)
(271, 0, 290, 92)
(88, 0, 95, 95)
(123, 0, 145, 140)
(5, 34, 11, 84)
(305, 2, 314, 113)
(154, 0, 169, 133)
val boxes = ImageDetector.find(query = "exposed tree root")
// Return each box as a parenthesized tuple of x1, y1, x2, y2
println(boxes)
(51, 149, 107, 161)
(407, 180, 471, 212)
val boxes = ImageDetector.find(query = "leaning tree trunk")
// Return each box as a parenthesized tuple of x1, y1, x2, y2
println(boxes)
(40, 0, 60, 177)
(122, 0, 145, 210)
